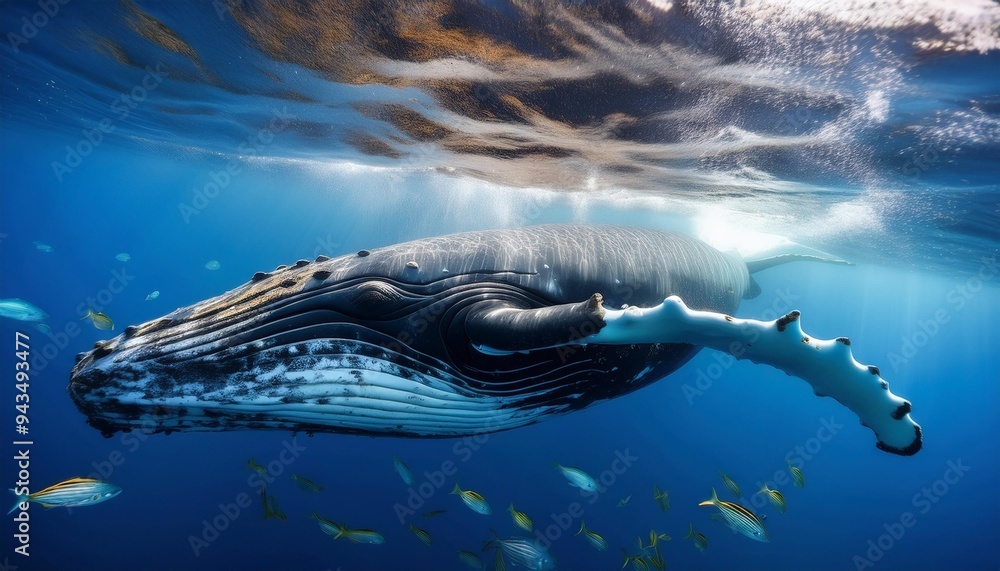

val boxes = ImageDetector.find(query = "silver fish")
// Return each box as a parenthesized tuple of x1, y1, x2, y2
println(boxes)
(393, 455, 414, 485)
(699, 488, 769, 542)
(8, 477, 120, 514)
(485, 531, 555, 570)
(0, 298, 48, 323)
(553, 462, 598, 491)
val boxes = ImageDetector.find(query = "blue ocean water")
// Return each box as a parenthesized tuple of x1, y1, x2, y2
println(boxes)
(1, 1, 999, 570)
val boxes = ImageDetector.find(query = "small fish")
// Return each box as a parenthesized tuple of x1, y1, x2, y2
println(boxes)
(757, 484, 787, 513)
(508, 503, 533, 532)
(247, 458, 266, 476)
(485, 531, 555, 571)
(8, 477, 121, 514)
(451, 483, 491, 515)
(494, 547, 506, 571)
(291, 473, 323, 493)
(260, 486, 285, 521)
(617, 495, 632, 507)
(310, 512, 341, 536)
(699, 487, 769, 542)
(553, 462, 599, 492)
(33, 241, 53, 253)
(266, 495, 285, 520)
(393, 455, 414, 486)
(0, 298, 48, 323)
(337, 527, 385, 544)
(646, 552, 666, 571)
(648, 529, 670, 547)
(422, 509, 447, 518)
(652, 485, 669, 512)
(145, 290, 160, 301)
(719, 471, 741, 498)
(80, 308, 114, 331)
(685, 523, 708, 552)
(457, 550, 485, 569)
(788, 461, 805, 488)
(33, 323, 51, 334)
(620, 550, 650, 571)
(576, 520, 608, 551)
(115, 252, 131, 262)
(408, 523, 432, 545)
(204, 260, 221, 270)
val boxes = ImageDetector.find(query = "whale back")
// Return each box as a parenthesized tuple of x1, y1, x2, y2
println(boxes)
(312, 224, 751, 312)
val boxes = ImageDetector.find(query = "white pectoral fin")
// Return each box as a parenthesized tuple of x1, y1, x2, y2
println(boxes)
(591, 296, 922, 456)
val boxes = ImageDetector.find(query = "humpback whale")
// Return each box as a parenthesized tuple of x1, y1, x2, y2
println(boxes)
(68, 225, 921, 455)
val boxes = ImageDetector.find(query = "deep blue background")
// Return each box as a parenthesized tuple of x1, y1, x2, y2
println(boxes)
(1, 127, 998, 571)
(2, 0, 999, 569)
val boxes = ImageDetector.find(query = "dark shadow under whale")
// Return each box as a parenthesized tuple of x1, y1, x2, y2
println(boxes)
(68, 225, 921, 455)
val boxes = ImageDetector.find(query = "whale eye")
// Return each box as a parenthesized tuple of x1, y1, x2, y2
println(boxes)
(350, 281, 406, 315)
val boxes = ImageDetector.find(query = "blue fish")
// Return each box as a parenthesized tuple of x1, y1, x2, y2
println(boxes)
(0, 298, 48, 323)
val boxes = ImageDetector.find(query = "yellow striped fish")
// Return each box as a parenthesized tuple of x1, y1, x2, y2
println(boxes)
(8, 477, 120, 514)
(508, 502, 533, 532)
(80, 308, 114, 331)
(685, 523, 708, 552)
(494, 547, 506, 571)
(620, 550, 650, 571)
(699, 488, 769, 542)
(291, 473, 323, 493)
(409, 523, 432, 545)
(310, 512, 341, 536)
(575, 520, 608, 551)
(451, 483, 491, 515)
(719, 471, 741, 498)
(652, 485, 670, 512)
(788, 462, 806, 488)
(336, 526, 385, 544)
(457, 550, 485, 569)
(260, 486, 285, 521)
(648, 529, 670, 547)
(758, 484, 787, 513)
